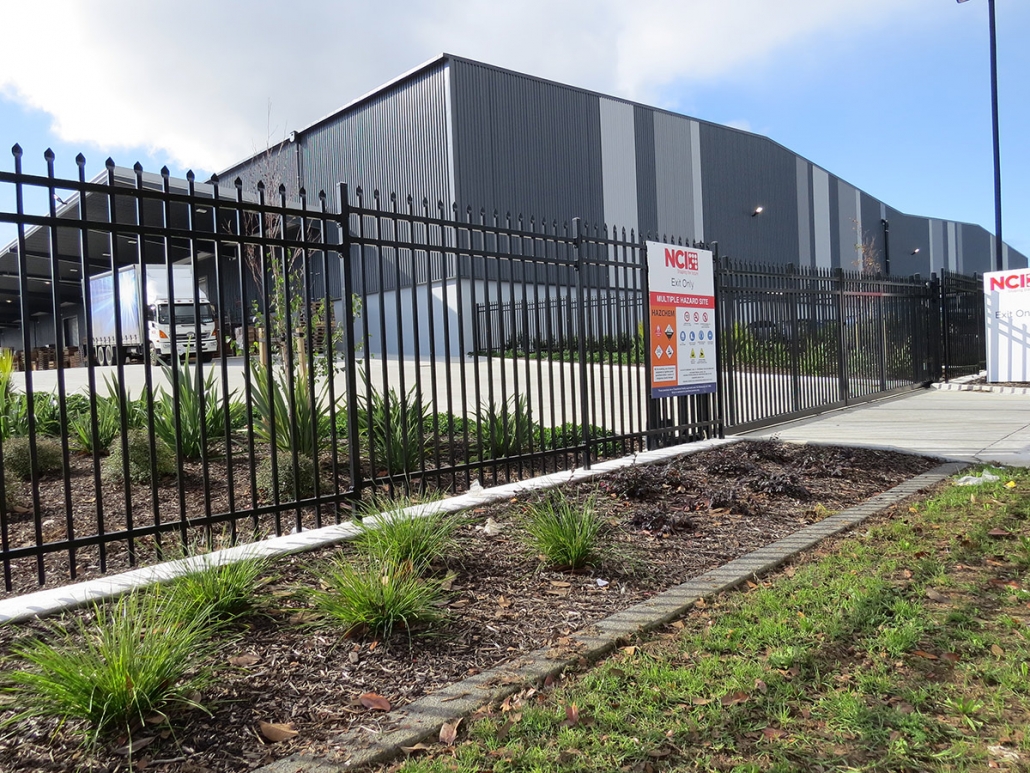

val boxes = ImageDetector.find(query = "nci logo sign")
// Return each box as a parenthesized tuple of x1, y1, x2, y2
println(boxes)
(665, 248, 699, 271)
(989, 273, 1030, 291)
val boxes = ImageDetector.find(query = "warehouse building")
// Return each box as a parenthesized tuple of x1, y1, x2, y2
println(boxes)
(221, 53, 1027, 278)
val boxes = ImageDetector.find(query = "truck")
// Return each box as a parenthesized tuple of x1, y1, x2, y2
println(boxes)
(88, 264, 218, 365)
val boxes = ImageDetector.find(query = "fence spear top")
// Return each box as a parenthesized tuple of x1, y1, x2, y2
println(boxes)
(210, 172, 219, 185)
(105, 157, 115, 170)
(44, 148, 55, 162)
(234, 177, 243, 189)
(160, 166, 170, 178)
(11, 143, 22, 157)
(134, 162, 144, 174)
(186, 170, 195, 183)
(278, 183, 286, 195)
(75, 153, 86, 167)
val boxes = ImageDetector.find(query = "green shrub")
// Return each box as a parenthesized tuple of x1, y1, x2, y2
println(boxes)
(255, 453, 317, 501)
(3, 436, 64, 480)
(153, 352, 236, 460)
(248, 360, 332, 459)
(308, 556, 444, 639)
(2, 589, 215, 742)
(101, 373, 147, 430)
(2, 471, 24, 511)
(523, 490, 607, 570)
(353, 495, 455, 573)
(102, 430, 176, 484)
(538, 422, 623, 458)
(358, 384, 430, 475)
(68, 397, 122, 455)
(227, 398, 249, 431)
(167, 552, 270, 622)
(474, 395, 536, 460)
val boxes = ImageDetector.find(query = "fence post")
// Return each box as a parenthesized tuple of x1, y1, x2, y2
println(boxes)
(931, 272, 944, 382)
(877, 278, 888, 392)
(834, 267, 849, 405)
(338, 184, 364, 500)
(572, 218, 591, 469)
(711, 243, 726, 438)
(786, 263, 801, 413)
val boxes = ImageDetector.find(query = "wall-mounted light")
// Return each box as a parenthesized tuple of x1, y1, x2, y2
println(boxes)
(911, 248, 921, 255)
(752, 206, 764, 217)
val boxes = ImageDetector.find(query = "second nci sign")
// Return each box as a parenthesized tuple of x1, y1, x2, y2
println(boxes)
(984, 268, 1030, 383)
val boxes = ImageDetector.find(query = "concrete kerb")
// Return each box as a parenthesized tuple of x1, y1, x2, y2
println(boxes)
(0, 437, 738, 626)
(253, 460, 967, 773)
(930, 372, 1030, 396)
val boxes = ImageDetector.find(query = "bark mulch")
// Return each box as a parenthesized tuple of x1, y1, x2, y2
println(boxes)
(0, 440, 940, 773)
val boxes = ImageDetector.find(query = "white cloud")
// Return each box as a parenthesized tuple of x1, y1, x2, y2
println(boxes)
(723, 119, 753, 133)
(0, 0, 941, 172)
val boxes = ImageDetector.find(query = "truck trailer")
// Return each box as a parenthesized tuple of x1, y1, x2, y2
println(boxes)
(88, 264, 218, 365)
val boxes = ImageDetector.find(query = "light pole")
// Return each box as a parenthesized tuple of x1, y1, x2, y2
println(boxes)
(958, 0, 1004, 270)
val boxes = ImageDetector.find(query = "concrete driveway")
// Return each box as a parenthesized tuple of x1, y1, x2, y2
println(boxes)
(741, 387, 1030, 467)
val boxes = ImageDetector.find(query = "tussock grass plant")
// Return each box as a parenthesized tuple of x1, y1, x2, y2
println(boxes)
(1, 589, 215, 742)
(167, 551, 271, 622)
(353, 493, 455, 573)
(308, 556, 444, 640)
(523, 490, 608, 571)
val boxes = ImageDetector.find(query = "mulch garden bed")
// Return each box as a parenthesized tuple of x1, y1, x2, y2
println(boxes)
(0, 440, 941, 772)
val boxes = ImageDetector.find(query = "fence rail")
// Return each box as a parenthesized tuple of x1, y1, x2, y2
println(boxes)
(0, 150, 985, 591)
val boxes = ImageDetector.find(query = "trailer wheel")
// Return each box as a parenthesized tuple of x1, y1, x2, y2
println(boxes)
(95, 346, 106, 366)
(104, 345, 116, 366)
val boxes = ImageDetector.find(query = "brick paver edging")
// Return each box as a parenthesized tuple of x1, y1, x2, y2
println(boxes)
(254, 460, 967, 773)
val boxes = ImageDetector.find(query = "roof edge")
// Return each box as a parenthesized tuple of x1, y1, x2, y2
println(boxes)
(215, 54, 452, 180)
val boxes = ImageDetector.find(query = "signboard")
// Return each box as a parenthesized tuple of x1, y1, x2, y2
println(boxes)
(984, 268, 1030, 382)
(646, 241, 717, 397)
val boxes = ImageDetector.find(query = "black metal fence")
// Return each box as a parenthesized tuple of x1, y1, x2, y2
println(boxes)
(0, 149, 984, 591)
(941, 270, 986, 381)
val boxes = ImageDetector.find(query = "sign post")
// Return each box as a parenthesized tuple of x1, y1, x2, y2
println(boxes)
(984, 268, 1030, 382)
(646, 241, 717, 398)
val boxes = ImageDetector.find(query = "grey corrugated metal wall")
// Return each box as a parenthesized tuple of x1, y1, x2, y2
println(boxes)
(448, 59, 605, 227)
(301, 64, 453, 213)
(215, 55, 1027, 278)
(699, 124, 800, 265)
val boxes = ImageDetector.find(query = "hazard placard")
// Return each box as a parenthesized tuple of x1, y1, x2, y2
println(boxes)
(647, 241, 717, 397)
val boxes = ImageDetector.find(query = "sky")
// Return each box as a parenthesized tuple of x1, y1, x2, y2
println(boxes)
(1, 0, 1028, 258)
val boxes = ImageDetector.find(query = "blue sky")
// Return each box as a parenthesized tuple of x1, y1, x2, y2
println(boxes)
(1, 0, 1028, 258)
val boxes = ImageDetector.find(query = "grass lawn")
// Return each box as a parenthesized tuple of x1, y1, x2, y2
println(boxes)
(388, 466, 1030, 773)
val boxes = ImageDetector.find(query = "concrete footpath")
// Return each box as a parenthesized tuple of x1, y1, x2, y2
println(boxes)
(741, 386, 1030, 467)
